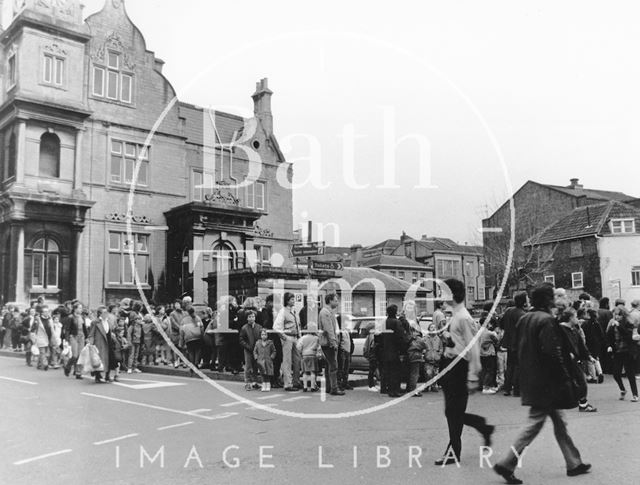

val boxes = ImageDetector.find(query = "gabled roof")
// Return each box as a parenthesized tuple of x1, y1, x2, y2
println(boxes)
(523, 201, 640, 246)
(542, 183, 636, 203)
(414, 237, 483, 256)
(179, 102, 245, 146)
(366, 239, 401, 252)
(360, 254, 431, 270)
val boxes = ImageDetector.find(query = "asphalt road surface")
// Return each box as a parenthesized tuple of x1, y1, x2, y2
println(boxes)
(1, 355, 639, 485)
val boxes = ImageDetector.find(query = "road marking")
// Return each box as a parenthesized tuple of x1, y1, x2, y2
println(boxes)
(282, 396, 312, 402)
(93, 433, 139, 446)
(82, 392, 238, 421)
(112, 378, 186, 390)
(257, 394, 284, 400)
(157, 421, 193, 431)
(220, 400, 247, 407)
(0, 376, 38, 385)
(206, 412, 239, 420)
(187, 408, 211, 413)
(245, 403, 278, 410)
(14, 449, 72, 465)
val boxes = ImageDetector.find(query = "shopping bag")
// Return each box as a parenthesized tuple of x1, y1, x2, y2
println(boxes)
(88, 344, 104, 371)
(31, 344, 40, 356)
(78, 344, 93, 374)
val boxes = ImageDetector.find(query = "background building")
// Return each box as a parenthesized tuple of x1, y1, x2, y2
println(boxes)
(0, 0, 293, 307)
(482, 178, 638, 297)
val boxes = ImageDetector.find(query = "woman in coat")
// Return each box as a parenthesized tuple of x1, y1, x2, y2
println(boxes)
(87, 306, 112, 383)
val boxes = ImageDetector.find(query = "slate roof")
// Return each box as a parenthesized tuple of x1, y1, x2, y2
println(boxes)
(324, 267, 419, 293)
(523, 201, 640, 246)
(179, 102, 245, 146)
(360, 254, 431, 270)
(543, 183, 636, 203)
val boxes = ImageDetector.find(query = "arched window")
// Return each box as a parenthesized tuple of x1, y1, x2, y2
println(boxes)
(7, 133, 16, 178)
(212, 241, 237, 272)
(31, 237, 59, 289)
(39, 132, 60, 178)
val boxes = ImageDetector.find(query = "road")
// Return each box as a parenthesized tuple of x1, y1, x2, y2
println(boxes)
(1, 355, 639, 485)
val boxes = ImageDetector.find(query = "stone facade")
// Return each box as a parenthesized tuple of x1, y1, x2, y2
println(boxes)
(0, 0, 293, 307)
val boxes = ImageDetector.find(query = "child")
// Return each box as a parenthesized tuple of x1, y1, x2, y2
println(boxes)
(424, 323, 443, 392)
(337, 323, 353, 391)
(239, 310, 263, 390)
(141, 314, 155, 366)
(127, 314, 143, 373)
(49, 313, 62, 369)
(296, 331, 320, 392)
(60, 340, 71, 370)
(111, 325, 126, 382)
(494, 325, 507, 391)
(479, 322, 499, 394)
(253, 329, 276, 392)
(406, 336, 428, 396)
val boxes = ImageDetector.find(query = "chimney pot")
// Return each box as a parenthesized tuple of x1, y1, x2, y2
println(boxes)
(569, 178, 583, 189)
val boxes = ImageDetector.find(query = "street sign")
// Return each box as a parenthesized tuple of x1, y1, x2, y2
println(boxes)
(310, 260, 344, 271)
(291, 242, 326, 257)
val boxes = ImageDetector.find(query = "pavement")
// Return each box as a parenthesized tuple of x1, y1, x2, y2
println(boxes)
(1, 352, 640, 485)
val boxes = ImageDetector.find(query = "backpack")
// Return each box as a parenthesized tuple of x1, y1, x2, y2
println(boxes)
(363, 333, 376, 360)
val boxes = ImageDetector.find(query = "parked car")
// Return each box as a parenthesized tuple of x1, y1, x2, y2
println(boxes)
(343, 316, 388, 372)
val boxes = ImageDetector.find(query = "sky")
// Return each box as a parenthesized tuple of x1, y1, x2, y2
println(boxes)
(8, 0, 640, 247)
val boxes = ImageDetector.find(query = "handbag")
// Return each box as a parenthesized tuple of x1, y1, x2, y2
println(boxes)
(31, 344, 40, 356)
(632, 327, 640, 342)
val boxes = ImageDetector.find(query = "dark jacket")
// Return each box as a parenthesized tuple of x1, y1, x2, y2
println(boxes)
(607, 319, 634, 354)
(500, 306, 526, 352)
(597, 308, 613, 335)
(582, 315, 606, 358)
(515, 309, 573, 409)
(380, 317, 404, 362)
(239, 323, 263, 352)
(407, 338, 427, 363)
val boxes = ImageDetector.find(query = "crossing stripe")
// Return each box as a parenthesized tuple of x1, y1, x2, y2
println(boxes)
(14, 449, 72, 465)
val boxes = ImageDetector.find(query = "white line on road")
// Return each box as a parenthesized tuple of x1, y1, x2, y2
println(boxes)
(187, 408, 211, 413)
(220, 401, 247, 407)
(14, 449, 72, 465)
(257, 394, 284, 400)
(157, 421, 193, 431)
(93, 433, 139, 446)
(0, 376, 38, 385)
(82, 392, 238, 421)
(245, 403, 278, 410)
(205, 412, 239, 420)
(282, 396, 312, 402)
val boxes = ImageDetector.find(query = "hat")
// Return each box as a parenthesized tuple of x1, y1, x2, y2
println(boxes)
(614, 298, 626, 307)
(631, 299, 640, 308)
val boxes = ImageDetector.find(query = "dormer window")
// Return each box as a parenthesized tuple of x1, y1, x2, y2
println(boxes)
(610, 218, 635, 234)
(92, 50, 133, 104)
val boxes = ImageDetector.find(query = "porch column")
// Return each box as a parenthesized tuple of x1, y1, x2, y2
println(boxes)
(70, 225, 83, 300)
(193, 231, 206, 304)
(8, 221, 26, 304)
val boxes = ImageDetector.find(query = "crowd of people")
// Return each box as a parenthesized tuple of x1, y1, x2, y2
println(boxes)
(1, 285, 638, 403)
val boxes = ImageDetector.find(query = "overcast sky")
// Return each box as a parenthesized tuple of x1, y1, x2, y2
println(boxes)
(13, 1, 640, 247)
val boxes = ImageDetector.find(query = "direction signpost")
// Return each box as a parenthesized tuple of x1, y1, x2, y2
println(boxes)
(290, 242, 326, 257)
(310, 260, 344, 271)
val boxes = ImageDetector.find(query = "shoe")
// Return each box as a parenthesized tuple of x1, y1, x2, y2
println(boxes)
(75, 374, 83, 380)
(388, 393, 401, 398)
(503, 391, 511, 396)
(620, 391, 626, 400)
(134, 368, 142, 373)
(284, 387, 298, 392)
(493, 464, 523, 484)
(434, 457, 458, 466)
(578, 404, 598, 412)
(597, 374, 604, 384)
(310, 387, 319, 392)
(245, 384, 252, 391)
(345, 384, 354, 390)
(252, 383, 261, 390)
(64, 366, 70, 377)
(127, 369, 132, 374)
(566, 463, 591, 477)
(303, 388, 308, 392)
(330, 390, 345, 396)
(482, 388, 497, 394)
(368, 386, 379, 392)
(412, 392, 423, 397)
(482, 425, 495, 447)
(631, 396, 639, 402)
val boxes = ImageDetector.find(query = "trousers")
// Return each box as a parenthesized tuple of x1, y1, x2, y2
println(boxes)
(281, 336, 301, 388)
(497, 407, 582, 472)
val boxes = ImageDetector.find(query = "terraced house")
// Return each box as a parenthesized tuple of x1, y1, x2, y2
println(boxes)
(0, 0, 293, 307)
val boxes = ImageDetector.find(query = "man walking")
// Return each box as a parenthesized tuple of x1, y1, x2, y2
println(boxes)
(501, 292, 528, 396)
(318, 293, 344, 396)
(435, 278, 494, 466)
(494, 283, 591, 484)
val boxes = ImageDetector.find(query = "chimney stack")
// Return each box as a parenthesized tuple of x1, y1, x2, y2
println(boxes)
(252, 78, 273, 136)
(350, 244, 363, 267)
(569, 178, 583, 189)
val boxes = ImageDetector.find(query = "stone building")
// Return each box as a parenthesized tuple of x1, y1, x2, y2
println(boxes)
(524, 201, 640, 302)
(0, 0, 293, 307)
(482, 178, 638, 297)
